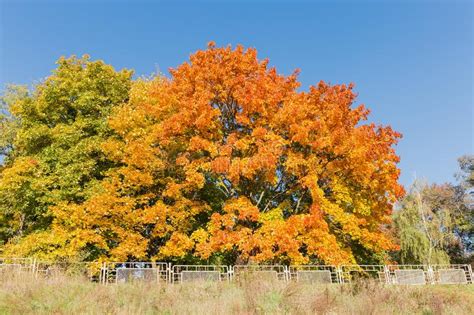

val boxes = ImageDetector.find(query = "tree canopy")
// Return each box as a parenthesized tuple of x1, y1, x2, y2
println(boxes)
(1, 44, 404, 265)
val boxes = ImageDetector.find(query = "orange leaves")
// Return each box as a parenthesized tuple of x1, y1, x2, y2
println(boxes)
(223, 197, 260, 221)
(188, 136, 217, 156)
(163, 182, 183, 199)
(251, 126, 267, 139)
(170, 43, 298, 128)
(211, 156, 230, 174)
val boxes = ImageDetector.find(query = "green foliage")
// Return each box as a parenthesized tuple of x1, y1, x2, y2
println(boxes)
(394, 181, 453, 265)
(0, 56, 132, 247)
(393, 163, 474, 265)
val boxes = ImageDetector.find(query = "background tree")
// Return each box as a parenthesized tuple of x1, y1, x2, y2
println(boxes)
(393, 156, 474, 265)
(0, 56, 132, 257)
(394, 181, 454, 264)
(27, 43, 404, 264)
(452, 155, 473, 261)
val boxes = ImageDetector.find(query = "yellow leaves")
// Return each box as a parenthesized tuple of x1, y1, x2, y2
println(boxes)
(141, 202, 167, 225)
(353, 199, 372, 216)
(68, 229, 108, 252)
(258, 207, 283, 223)
(110, 233, 148, 261)
(2, 229, 76, 261)
(0, 157, 38, 185)
(191, 228, 208, 244)
(191, 228, 212, 259)
(159, 233, 194, 258)
(233, 137, 251, 152)
(184, 168, 205, 189)
(117, 168, 154, 188)
(122, 141, 159, 169)
(300, 173, 320, 196)
(284, 152, 307, 177)
(101, 139, 124, 162)
(331, 180, 353, 207)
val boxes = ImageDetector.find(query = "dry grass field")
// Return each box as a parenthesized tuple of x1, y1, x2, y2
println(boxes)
(0, 273, 473, 315)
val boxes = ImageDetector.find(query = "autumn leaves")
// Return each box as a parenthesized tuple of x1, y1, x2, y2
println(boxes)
(1, 44, 403, 265)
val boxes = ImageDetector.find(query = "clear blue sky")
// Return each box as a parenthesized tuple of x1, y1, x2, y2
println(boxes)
(1, 0, 472, 188)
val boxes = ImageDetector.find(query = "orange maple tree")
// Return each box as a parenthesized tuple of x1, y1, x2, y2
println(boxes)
(16, 43, 403, 264)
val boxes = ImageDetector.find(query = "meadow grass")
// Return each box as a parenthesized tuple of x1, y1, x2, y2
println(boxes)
(0, 272, 473, 314)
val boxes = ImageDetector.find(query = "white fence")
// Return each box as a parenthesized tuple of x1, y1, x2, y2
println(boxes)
(1, 258, 472, 286)
(288, 265, 339, 284)
(33, 261, 102, 280)
(172, 265, 229, 283)
(232, 265, 288, 281)
(0, 257, 34, 275)
(339, 265, 388, 284)
(100, 262, 170, 284)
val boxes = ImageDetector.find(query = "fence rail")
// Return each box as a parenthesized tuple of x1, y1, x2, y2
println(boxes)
(100, 262, 170, 284)
(232, 265, 288, 281)
(172, 265, 229, 283)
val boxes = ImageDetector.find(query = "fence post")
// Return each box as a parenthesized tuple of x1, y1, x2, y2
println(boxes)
(229, 265, 234, 282)
(468, 264, 473, 284)
(168, 263, 172, 283)
(100, 262, 106, 285)
(336, 266, 343, 284)
(284, 265, 289, 282)
(383, 265, 390, 284)
(427, 266, 434, 285)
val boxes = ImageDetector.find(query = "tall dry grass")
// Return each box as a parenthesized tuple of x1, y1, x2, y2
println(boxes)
(0, 272, 473, 314)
